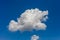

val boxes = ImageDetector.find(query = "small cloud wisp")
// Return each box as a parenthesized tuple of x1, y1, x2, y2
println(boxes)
(31, 35, 39, 40)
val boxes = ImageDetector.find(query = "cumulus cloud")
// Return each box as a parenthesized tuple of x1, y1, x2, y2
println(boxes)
(31, 35, 39, 40)
(8, 8, 48, 32)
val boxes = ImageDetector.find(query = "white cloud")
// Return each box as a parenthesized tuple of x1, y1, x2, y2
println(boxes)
(31, 35, 39, 40)
(8, 8, 48, 32)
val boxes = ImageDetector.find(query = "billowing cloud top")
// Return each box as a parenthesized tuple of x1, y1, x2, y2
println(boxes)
(31, 35, 39, 40)
(8, 8, 48, 32)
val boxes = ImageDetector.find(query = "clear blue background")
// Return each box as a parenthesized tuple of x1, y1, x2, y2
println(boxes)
(0, 0, 60, 40)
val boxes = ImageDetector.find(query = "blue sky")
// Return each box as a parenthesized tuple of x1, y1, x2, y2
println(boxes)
(0, 0, 60, 40)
